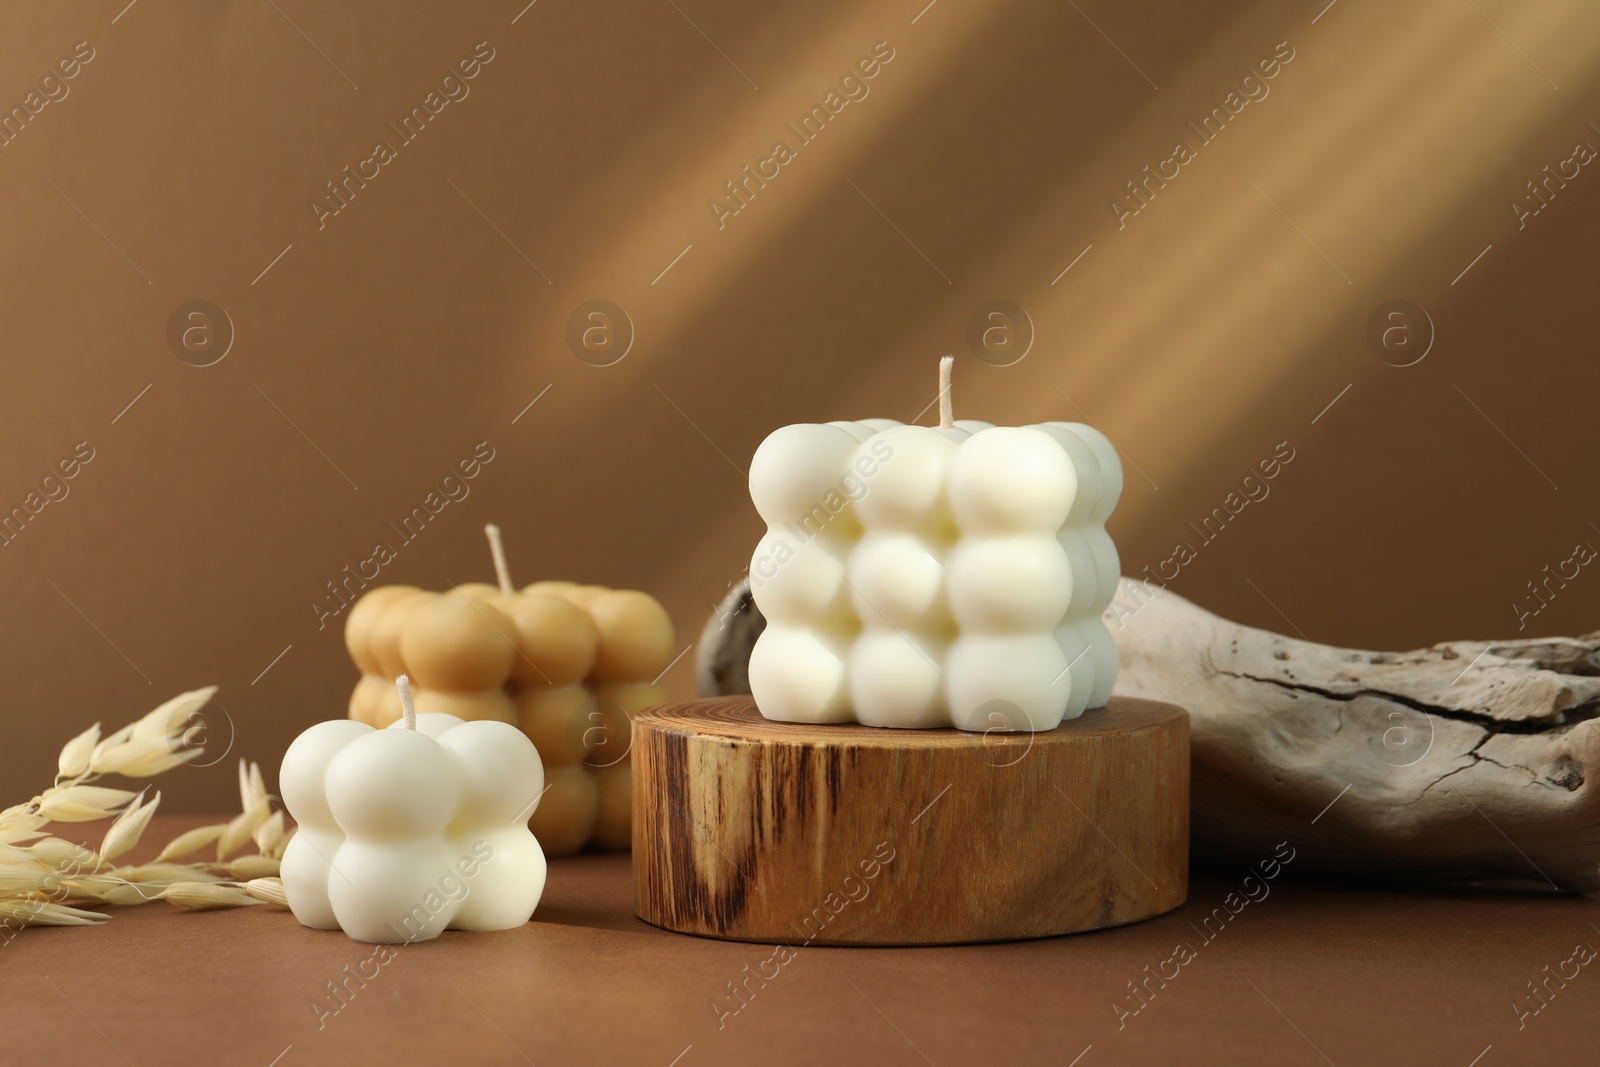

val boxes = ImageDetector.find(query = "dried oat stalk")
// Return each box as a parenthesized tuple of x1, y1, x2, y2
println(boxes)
(0, 686, 291, 928)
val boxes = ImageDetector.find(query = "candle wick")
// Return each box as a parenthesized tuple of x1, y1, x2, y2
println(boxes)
(396, 674, 417, 731)
(938, 355, 954, 430)
(485, 523, 515, 598)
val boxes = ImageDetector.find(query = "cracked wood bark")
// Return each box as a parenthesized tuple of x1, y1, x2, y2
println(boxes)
(698, 578, 1600, 893)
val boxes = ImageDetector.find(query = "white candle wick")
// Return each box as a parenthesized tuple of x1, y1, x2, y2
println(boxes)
(938, 355, 954, 430)
(485, 523, 515, 598)
(396, 674, 417, 731)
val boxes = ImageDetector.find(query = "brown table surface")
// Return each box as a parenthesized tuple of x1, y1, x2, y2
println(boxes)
(5, 816, 1597, 1066)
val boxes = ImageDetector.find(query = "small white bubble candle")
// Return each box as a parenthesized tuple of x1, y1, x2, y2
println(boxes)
(279, 676, 547, 943)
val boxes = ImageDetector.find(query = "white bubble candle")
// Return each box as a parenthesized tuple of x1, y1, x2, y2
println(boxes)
(747, 357, 1123, 732)
(279, 676, 546, 943)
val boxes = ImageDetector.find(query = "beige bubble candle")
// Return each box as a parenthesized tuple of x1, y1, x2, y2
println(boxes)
(342, 526, 676, 856)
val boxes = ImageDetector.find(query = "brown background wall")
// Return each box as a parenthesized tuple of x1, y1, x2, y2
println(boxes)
(2, 0, 1597, 813)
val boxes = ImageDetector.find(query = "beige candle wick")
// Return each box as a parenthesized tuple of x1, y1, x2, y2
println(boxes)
(485, 523, 515, 598)
(395, 674, 417, 731)
(938, 355, 954, 430)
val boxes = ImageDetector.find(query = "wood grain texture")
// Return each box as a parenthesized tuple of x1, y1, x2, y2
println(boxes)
(633, 696, 1188, 945)
(1108, 579, 1600, 892)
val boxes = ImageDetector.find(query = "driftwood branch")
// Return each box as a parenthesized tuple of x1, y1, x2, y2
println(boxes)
(699, 578, 1600, 892)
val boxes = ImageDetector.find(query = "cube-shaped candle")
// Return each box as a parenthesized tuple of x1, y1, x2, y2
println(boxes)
(746, 375, 1122, 731)
(341, 529, 675, 856)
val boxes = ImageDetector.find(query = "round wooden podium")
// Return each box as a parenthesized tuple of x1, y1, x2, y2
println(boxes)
(632, 696, 1188, 945)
